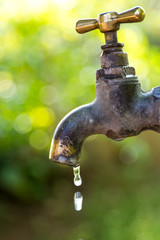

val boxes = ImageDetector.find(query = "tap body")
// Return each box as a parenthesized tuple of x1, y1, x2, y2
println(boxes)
(49, 43, 160, 167)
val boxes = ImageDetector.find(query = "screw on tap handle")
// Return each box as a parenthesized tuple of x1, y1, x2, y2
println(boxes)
(76, 6, 145, 34)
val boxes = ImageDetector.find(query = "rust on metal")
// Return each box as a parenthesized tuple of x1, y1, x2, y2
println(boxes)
(49, 7, 160, 167)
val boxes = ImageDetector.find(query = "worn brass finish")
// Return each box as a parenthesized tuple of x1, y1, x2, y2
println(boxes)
(75, 18, 98, 34)
(76, 6, 145, 34)
(49, 138, 78, 166)
(50, 6, 158, 168)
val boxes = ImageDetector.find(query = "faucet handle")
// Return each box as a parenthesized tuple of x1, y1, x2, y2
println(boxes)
(76, 6, 145, 36)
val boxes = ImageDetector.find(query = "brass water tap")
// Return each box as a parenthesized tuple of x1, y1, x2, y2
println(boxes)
(49, 7, 160, 167)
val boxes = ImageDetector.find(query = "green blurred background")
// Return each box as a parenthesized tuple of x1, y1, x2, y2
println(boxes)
(1, 0, 160, 239)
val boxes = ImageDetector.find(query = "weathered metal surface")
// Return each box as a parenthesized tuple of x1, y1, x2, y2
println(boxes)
(49, 7, 159, 167)
(49, 43, 160, 167)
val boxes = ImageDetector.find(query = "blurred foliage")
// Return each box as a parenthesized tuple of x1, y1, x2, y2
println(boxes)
(1, 0, 160, 239)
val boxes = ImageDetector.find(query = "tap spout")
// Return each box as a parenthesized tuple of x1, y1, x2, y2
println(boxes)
(49, 102, 101, 167)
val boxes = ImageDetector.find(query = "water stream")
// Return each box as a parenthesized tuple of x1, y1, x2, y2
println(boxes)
(74, 192, 83, 211)
(73, 166, 82, 186)
(73, 166, 83, 211)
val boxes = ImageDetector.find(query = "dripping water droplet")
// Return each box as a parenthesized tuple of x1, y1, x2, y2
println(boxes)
(74, 192, 83, 211)
(73, 166, 82, 186)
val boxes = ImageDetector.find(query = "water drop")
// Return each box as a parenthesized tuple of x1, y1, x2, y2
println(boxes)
(74, 192, 83, 211)
(73, 166, 82, 186)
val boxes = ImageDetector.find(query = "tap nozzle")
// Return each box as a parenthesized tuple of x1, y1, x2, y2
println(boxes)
(76, 6, 145, 44)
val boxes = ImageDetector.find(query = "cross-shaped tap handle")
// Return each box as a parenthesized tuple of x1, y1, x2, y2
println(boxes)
(76, 6, 145, 44)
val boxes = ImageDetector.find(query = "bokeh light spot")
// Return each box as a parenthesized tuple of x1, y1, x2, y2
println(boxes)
(0, 71, 16, 101)
(52, 0, 76, 10)
(29, 129, 49, 150)
(119, 144, 138, 165)
(39, 85, 57, 105)
(15, 84, 29, 104)
(29, 107, 54, 127)
(25, 0, 47, 10)
(14, 114, 32, 134)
